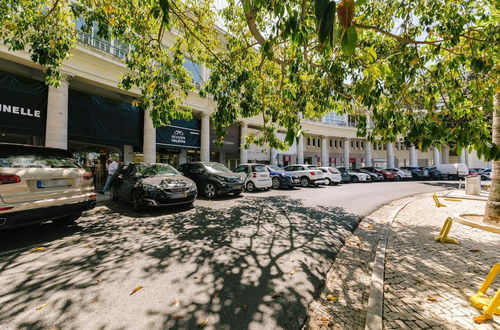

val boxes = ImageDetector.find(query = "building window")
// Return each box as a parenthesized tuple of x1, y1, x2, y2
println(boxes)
(361, 141, 364, 149)
(307, 138, 311, 146)
(183, 58, 203, 87)
(329, 140, 332, 148)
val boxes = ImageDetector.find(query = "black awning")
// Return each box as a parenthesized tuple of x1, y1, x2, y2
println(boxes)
(68, 89, 143, 147)
(0, 71, 48, 136)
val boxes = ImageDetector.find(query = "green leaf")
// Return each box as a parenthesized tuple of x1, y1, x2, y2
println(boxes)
(315, 0, 330, 21)
(159, 0, 170, 26)
(243, 0, 251, 13)
(341, 25, 357, 56)
(355, 0, 367, 6)
(285, 128, 296, 146)
(318, 1, 336, 47)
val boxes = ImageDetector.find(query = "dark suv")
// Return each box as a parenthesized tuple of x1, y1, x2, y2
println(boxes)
(178, 162, 243, 198)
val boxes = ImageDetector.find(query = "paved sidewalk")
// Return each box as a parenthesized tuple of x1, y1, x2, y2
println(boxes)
(308, 192, 499, 330)
(384, 194, 499, 330)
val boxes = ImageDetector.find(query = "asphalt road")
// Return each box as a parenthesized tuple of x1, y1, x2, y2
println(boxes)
(0, 180, 456, 330)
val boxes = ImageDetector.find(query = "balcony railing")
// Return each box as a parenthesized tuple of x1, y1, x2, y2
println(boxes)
(77, 31, 129, 59)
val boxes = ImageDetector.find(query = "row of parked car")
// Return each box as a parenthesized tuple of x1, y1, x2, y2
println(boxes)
(0, 143, 491, 230)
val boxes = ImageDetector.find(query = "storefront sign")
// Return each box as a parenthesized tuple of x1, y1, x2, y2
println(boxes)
(157, 119, 200, 150)
(210, 123, 239, 153)
(0, 71, 47, 136)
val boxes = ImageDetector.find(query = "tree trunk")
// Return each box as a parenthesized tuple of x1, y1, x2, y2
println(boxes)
(484, 92, 500, 224)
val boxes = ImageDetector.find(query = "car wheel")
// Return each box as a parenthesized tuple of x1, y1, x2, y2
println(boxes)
(396, 175, 401, 181)
(54, 211, 82, 226)
(246, 181, 256, 192)
(204, 183, 217, 198)
(131, 189, 146, 212)
(351, 176, 359, 183)
(481, 175, 487, 180)
(272, 177, 281, 189)
(325, 178, 331, 186)
(232, 191, 242, 196)
(110, 186, 120, 201)
(300, 177, 310, 187)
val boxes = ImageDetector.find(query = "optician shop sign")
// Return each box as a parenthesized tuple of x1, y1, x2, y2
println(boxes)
(0, 71, 48, 136)
(156, 119, 201, 150)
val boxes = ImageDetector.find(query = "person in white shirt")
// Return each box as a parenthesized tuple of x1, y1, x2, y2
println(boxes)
(99, 157, 119, 194)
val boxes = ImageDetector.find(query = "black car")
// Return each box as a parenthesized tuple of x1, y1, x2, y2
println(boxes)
(337, 167, 352, 183)
(111, 163, 197, 211)
(426, 167, 443, 180)
(178, 162, 243, 198)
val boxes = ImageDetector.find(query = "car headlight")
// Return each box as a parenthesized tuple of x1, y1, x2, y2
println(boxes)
(189, 183, 197, 192)
(142, 184, 156, 192)
(215, 175, 227, 182)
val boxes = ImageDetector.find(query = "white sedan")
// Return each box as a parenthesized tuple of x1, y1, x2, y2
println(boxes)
(318, 167, 342, 185)
(338, 167, 371, 183)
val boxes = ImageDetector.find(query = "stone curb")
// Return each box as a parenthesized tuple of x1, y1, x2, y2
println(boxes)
(364, 199, 413, 330)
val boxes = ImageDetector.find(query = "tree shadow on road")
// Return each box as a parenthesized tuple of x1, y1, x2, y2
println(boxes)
(0, 196, 360, 329)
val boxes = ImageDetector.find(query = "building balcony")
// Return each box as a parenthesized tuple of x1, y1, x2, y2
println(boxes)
(77, 31, 129, 59)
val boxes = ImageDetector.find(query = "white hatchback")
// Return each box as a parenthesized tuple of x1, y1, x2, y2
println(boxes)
(318, 167, 342, 185)
(234, 163, 272, 192)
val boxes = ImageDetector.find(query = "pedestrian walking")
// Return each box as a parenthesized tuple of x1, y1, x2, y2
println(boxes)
(99, 157, 119, 194)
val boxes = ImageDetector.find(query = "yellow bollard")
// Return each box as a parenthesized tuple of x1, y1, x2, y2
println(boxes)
(470, 264, 500, 321)
(432, 193, 446, 207)
(434, 217, 459, 244)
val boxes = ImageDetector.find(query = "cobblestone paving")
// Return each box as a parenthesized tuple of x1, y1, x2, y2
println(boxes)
(384, 194, 500, 330)
(308, 197, 415, 330)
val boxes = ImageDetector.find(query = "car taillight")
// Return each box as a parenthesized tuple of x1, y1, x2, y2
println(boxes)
(252, 173, 257, 178)
(310, 171, 316, 175)
(89, 193, 97, 199)
(0, 173, 21, 184)
(83, 172, 93, 180)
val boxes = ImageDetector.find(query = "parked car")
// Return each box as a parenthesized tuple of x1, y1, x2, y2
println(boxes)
(283, 164, 326, 187)
(234, 163, 273, 192)
(361, 167, 397, 180)
(471, 168, 485, 173)
(318, 167, 342, 185)
(338, 167, 371, 183)
(400, 166, 430, 180)
(178, 162, 243, 198)
(479, 168, 491, 180)
(353, 168, 383, 181)
(265, 165, 300, 189)
(426, 167, 444, 180)
(111, 163, 197, 211)
(386, 168, 413, 180)
(435, 163, 469, 179)
(338, 168, 352, 183)
(0, 143, 96, 230)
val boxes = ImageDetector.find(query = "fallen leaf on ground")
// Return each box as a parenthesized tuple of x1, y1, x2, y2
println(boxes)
(130, 286, 144, 295)
(161, 228, 170, 231)
(213, 291, 220, 298)
(90, 297, 99, 303)
(96, 279, 102, 284)
(242, 304, 248, 311)
(415, 279, 424, 284)
(35, 304, 47, 310)
(271, 293, 282, 299)
(197, 319, 208, 327)
(366, 225, 374, 229)
(326, 295, 338, 301)
(173, 298, 180, 307)
(172, 314, 184, 319)
(470, 249, 482, 253)
(473, 314, 491, 323)
(82, 244, 92, 248)
(31, 247, 46, 252)
(427, 297, 438, 301)
(290, 270, 296, 275)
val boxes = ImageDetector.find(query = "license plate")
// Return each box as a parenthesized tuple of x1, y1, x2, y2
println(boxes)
(293, 179, 299, 182)
(170, 192, 187, 199)
(37, 179, 72, 188)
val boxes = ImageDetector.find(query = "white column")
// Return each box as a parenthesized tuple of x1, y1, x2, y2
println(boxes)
(433, 147, 441, 166)
(321, 137, 329, 167)
(143, 108, 156, 163)
(200, 113, 210, 162)
(387, 143, 395, 168)
(459, 148, 466, 164)
(270, 148, 278, 166)
(297, 135, 304, 164)
(409, 144, 418, 167)
(239, 122, 248, 164)
(365, 141, 373, 167)
(123, 145, 133, 163)
(45, 75, 71, 149)
(343, 139, 350, 168)
(441, 146, 450, 163)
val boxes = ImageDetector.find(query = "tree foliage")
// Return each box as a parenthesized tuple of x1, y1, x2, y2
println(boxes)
(0, 0, 498, 158)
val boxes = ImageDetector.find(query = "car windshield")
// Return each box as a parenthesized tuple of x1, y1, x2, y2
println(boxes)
(267, 165, 282, 172)
(328, 168, 340, 174)
(307, 166, 318, 170)
(135, 164, 179, 177)
(253, 165, 267, 172)
(0, 154, 79, 168)
(205, 163, 231, 173)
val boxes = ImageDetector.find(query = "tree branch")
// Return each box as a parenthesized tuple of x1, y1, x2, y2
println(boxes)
(353, 22, 452, 45)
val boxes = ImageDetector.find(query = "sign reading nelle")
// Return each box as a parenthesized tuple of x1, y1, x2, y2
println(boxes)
(1, 103, 42, 118)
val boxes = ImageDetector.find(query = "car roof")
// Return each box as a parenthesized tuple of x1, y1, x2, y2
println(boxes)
(0, 142, 73, 157)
